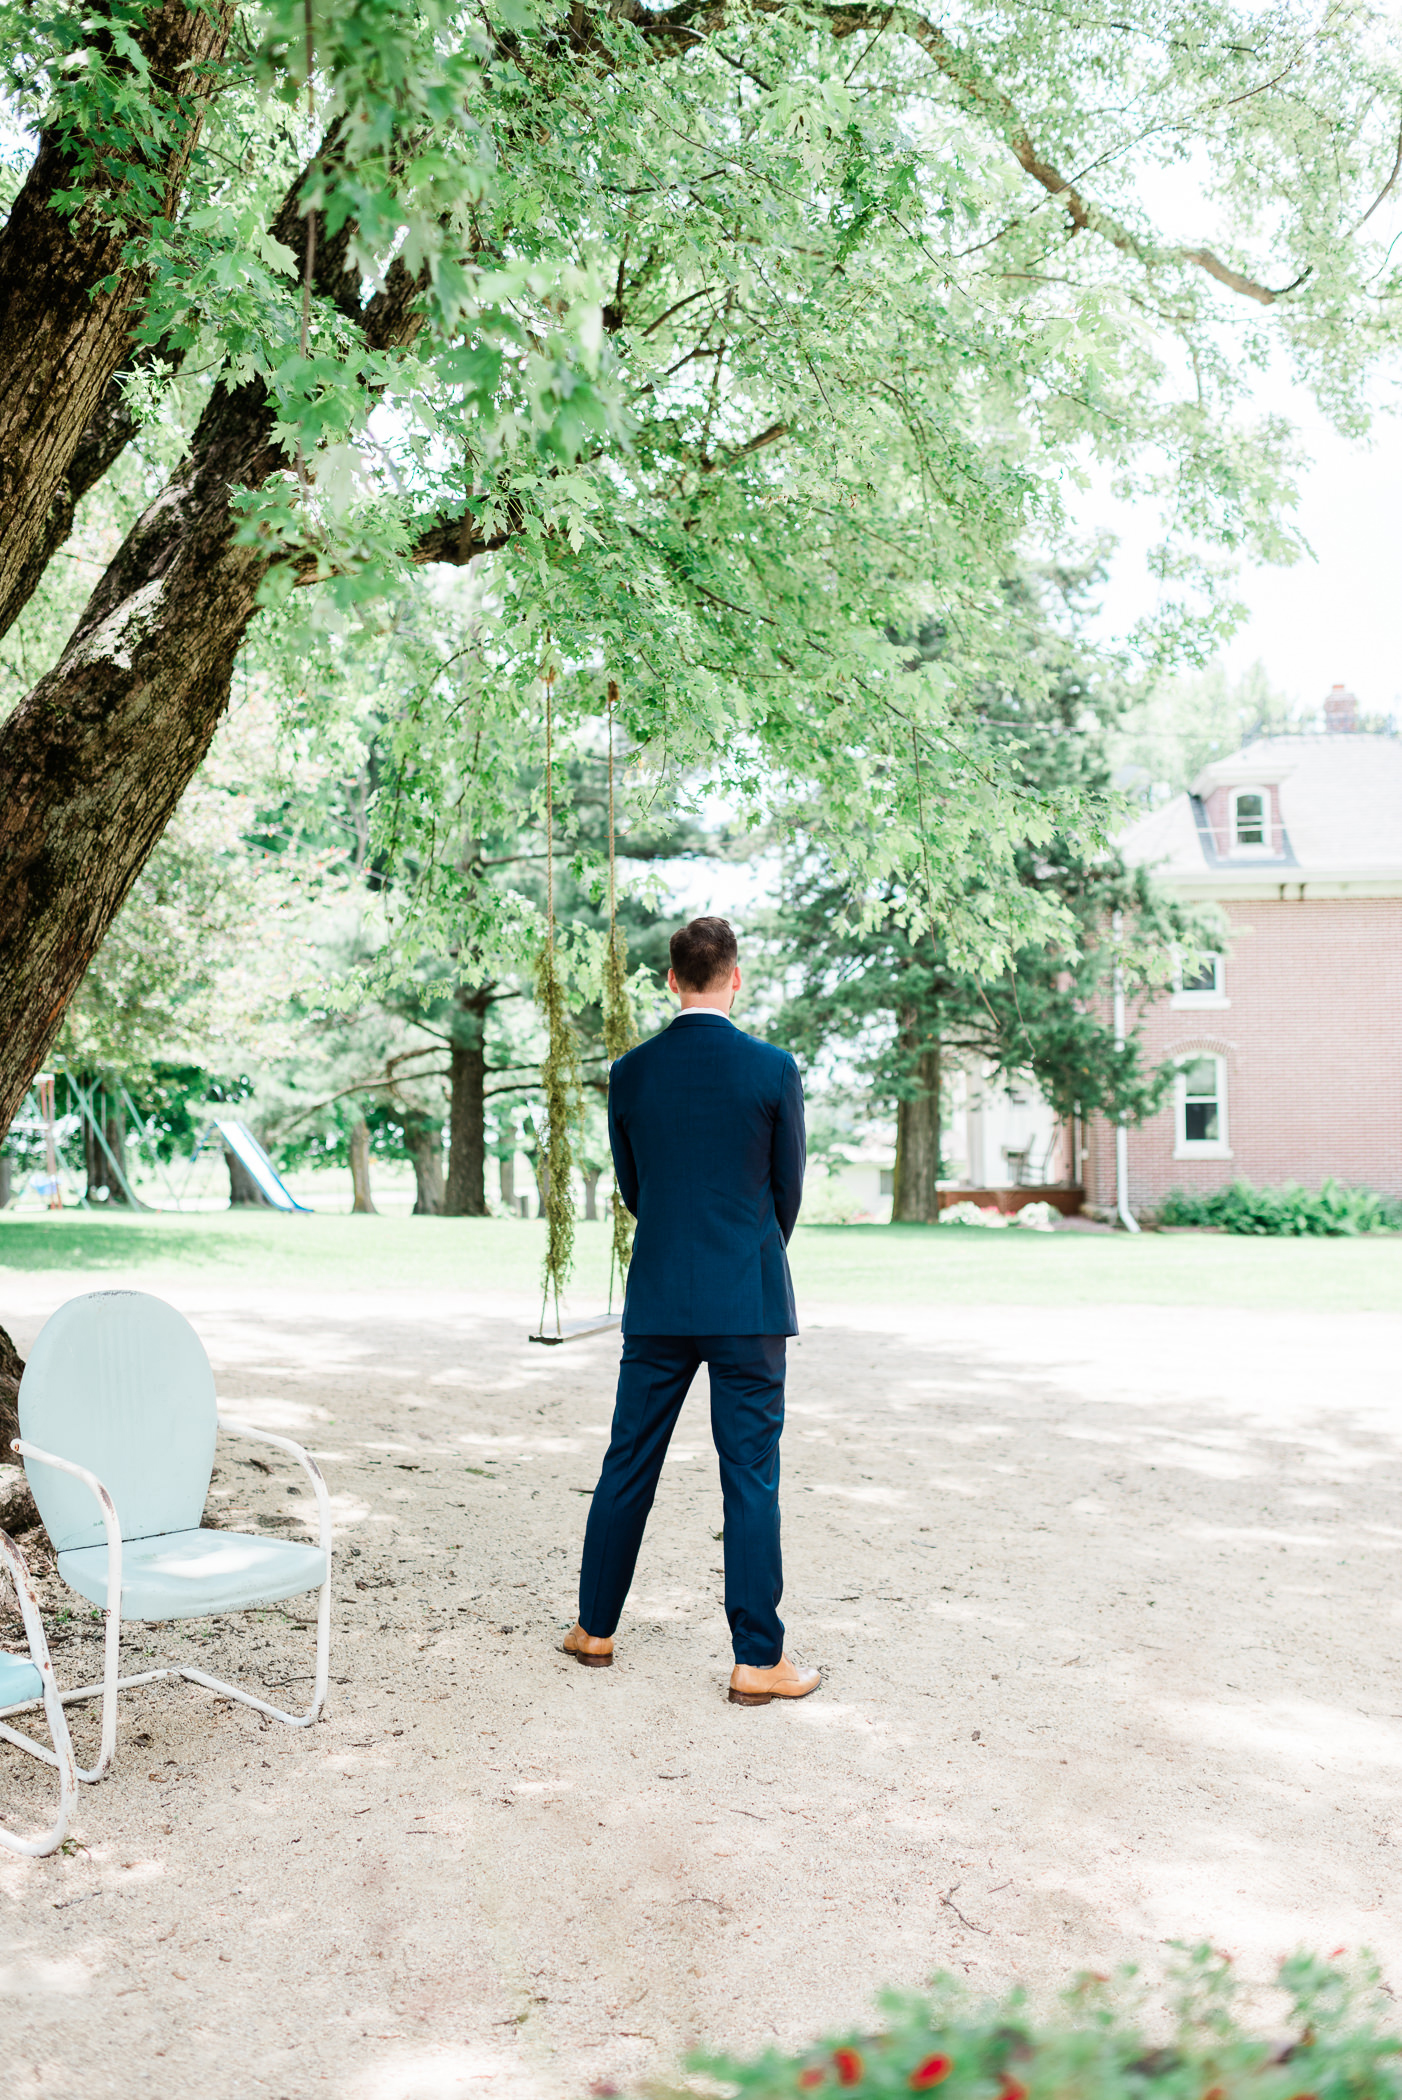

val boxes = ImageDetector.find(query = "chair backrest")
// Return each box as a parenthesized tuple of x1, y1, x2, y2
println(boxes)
(19, 1292, 217, 1551)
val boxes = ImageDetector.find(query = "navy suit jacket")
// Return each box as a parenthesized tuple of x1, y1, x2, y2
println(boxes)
(608, 1010, 806, 1336)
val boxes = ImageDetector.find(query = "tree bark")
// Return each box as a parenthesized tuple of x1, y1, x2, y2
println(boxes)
(498, 1150, 516, 1212)
(225, 1149, 273, 1207)
(83, 1097, 133, 1206)
(891, 1018, 941, 1223)
(445, 990, 490, 1216)
(0, 374, 287, 1138)
(404, 1116, 446, 1215)
(0, 1, 231, 635)
(0, 1154, 11, 1212)
(0, 1322, 23, 1466)
(0, 349, 181, 645)
(349, 1118, 378, 1214)
(581, 1168, 601, 1221)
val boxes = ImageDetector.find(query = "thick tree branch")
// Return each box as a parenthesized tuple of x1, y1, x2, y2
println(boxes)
(0, 0, 232, 631)
(0, 340, 186, 644)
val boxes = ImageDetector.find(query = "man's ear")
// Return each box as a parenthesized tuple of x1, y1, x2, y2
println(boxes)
(667, 966, 679, 993)
(732, 965, 742, 989)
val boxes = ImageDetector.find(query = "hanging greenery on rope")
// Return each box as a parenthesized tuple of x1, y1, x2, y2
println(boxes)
(535, 668, 583, 1339)
(603, 680, 640, 1311)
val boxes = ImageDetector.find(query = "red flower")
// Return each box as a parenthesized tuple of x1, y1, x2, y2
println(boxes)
(908, 2055, 953, 2090)
(997, 2080, 1027, 2100)
(834, 2050, 865, 2087)
(798, 2071, 825, 2090)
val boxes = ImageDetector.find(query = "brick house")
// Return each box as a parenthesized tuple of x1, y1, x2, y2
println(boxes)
(1083, 692, 1402, 1215)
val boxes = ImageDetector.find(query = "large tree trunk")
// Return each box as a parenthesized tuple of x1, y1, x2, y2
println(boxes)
(0, 352, 178, 646)
(0, 375, 284, 1136)
(83, 1096, 134, 1207)
(349, 1118, 378, 1214)
(0, 1323, 23, 1467)
(0, 0, 231, 641)
(0, 375, 495, 1133)
(891, 1022, 941, 1223)
(445, 990, 490, 1216)
(404, 1117, 446, 1215)
(225, 1148, 273, 1207)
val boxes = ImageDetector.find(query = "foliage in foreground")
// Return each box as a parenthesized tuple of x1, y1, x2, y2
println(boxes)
(1158, 1180, 1402, 1237)
(686, 1950, 1402, 2100)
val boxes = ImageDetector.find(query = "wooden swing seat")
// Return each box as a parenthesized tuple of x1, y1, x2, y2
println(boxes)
(528, 1314, 622, 1346)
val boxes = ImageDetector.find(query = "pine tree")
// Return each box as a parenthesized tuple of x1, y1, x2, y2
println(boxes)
(767, 566, 1212, 1219)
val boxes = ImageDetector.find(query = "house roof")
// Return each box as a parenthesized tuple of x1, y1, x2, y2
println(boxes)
(1119, 732, 1402, 897)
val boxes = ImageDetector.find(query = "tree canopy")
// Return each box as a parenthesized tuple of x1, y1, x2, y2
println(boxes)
(2, 0, 1400, 1130)
(764, 561, 1212, 1215)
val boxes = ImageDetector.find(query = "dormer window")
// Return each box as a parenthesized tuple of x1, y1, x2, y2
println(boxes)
(1234, 791, 1264, 844)
(1228, 786, 1274, 855)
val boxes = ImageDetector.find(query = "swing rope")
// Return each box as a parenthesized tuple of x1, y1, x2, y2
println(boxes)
(603, 680, 638, 1315)
(296, 0, 317, 503)
(536, 667, 581, 1339)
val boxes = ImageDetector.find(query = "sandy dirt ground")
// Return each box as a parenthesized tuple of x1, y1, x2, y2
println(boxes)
(1, 1272, 1400, 2099)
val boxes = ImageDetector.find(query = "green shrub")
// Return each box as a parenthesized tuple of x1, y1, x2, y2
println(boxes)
(1158, 1178, 1402, 1236)
(685, 1949, 1402, 2100)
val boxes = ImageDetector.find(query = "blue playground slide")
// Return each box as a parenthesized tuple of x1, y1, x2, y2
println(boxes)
(214, 1120, 310, 1212)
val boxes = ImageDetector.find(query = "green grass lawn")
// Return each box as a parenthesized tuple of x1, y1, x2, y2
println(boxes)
(1, 1210, 1398, 1311)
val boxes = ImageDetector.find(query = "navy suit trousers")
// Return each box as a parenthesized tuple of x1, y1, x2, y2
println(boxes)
(578, 1333, 786, 1666)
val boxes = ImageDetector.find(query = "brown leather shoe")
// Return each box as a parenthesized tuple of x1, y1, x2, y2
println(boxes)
(562, 1623, 614, 1668)
(728, 1656, 820, 1706)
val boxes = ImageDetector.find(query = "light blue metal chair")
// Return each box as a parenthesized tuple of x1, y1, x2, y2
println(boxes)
(0, 1527, 78, 1854)
(9, 1291, 332, 1781)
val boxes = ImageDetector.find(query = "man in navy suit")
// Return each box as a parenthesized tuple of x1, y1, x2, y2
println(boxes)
(563, 916, 820, 1705)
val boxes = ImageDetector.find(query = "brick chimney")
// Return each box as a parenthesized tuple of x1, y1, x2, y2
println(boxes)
(1324, 682, 1358, 733)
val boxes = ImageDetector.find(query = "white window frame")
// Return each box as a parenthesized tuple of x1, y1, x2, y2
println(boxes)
(1228, 784, 1275, 857)
(1173, 1052, 1232, 1160)
(1170, 952, 1229, 1010)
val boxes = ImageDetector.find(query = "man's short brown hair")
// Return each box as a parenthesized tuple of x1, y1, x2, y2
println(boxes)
(669, 915, 739, 992)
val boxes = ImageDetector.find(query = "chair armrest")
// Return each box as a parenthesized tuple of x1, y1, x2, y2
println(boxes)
(0, 1525, 64, 1687)
(11, 1439, 122, 1562)
(217, 1419, 332, 1558)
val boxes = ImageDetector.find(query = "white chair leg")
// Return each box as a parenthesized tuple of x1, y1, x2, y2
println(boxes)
(177, 1417, 335, 1726)
(0, 1530, 78, 1858)
(176, 1563, 332, 1727)
(12, 1440, 126, 1780)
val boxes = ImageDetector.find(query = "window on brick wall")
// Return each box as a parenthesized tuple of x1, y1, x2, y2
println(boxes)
(1174, 1054, 1231, 1159)
(1171, 952, 1228, 1008)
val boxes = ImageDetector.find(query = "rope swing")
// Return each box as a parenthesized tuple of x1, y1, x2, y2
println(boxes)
(528, 674, 633, 1346)
(603, 679, 639, 1315)
(532, 666, 582, 1342)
